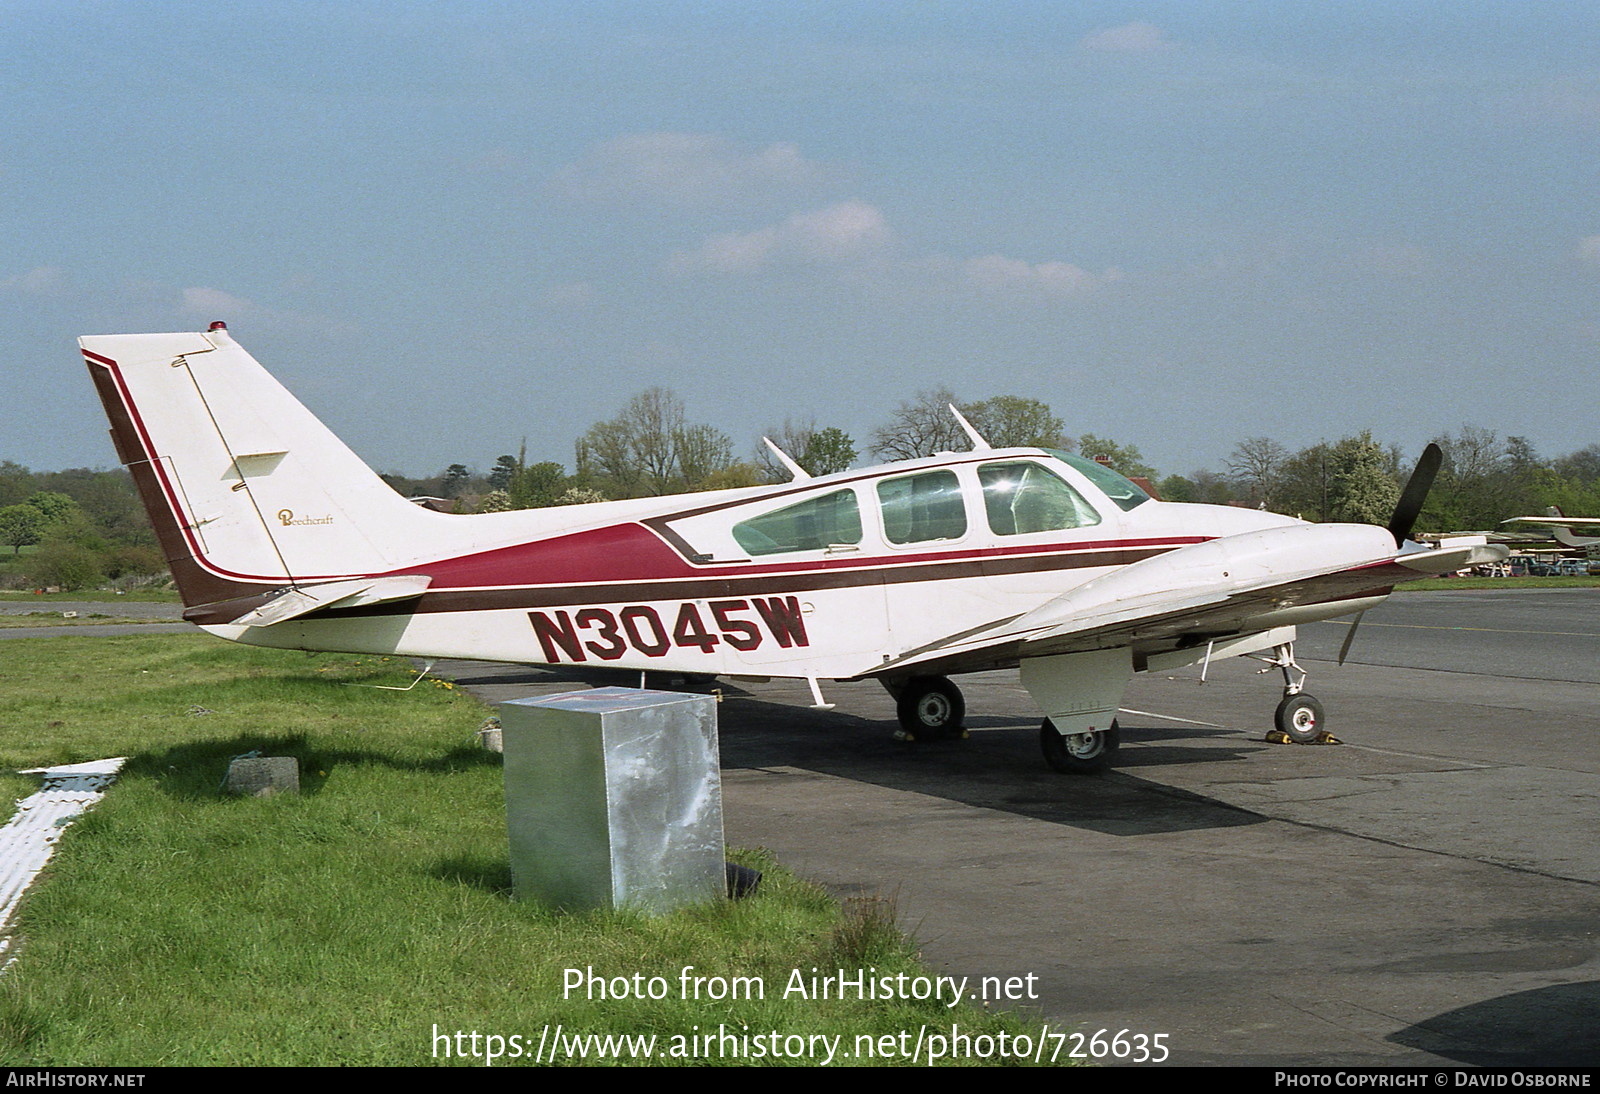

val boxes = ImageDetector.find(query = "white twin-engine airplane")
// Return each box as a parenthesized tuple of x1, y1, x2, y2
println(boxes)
(79, 325, 1506, 774)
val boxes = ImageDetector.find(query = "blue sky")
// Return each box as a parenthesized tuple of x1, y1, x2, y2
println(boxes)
(4, 1, 1597, 480)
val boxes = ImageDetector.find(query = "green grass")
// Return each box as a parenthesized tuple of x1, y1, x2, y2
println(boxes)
(0, 587, 179, 603)
(0, 635, 1053, 1066)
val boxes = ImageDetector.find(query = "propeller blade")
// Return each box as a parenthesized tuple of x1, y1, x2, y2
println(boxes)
(1387, 443, 1442, 547)
(1337, 611, 1365, 665)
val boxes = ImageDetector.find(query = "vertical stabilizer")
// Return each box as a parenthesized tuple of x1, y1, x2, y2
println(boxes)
(79, 328, 443, 610)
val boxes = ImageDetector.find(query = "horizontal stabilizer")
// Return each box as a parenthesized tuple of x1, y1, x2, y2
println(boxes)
(230, 575, 432, 628)
(1552, 527, 1600, 549)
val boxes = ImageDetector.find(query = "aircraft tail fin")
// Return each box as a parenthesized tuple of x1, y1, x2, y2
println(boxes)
(79, 326, 445, 612)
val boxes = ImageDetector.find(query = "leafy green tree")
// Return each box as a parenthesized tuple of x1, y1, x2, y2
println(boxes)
(1327, 431, 1399, 525)
(487, 455, 520, 492)
(441, 464, 472, 498)
(800, 427, 857, 476)
(759, 421, 857, 480)
(1274, 442, 1333, 520)
(0, 461, 36, 508)
(25, 491, 78, 526)
(509, 462, 569, 508)
(0, 504, 42, 555)
(576, 418, 647, 497)
(1420, 426, 1556, 531)
(961, 395, 1069, 450)
(26, 542, 104, 591)
(1157, 475, 1196, 503)
(554, 486, 608, 506)
(475, 489, 513, 513)
(1554, 444, 1600, 488)
(576, 388, 742, 497)
(1076, 434, 1156, 481)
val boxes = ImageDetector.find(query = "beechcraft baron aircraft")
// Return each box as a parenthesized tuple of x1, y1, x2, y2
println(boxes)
(79, 325, 1505, 773)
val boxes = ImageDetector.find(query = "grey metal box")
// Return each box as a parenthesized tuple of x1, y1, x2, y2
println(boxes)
(499, 687, 725, 913)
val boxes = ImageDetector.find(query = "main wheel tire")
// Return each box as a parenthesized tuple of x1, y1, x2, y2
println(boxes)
(1274, 694, 1325, 744)
(895, 675, 965, 739)
(1040, 718, 1120, 774)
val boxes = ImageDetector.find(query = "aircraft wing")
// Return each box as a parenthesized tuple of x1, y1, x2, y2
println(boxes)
(1502, 514, 1600, 527)
(1500, 513, 1600, 548)
(872, 526, 1506, 678)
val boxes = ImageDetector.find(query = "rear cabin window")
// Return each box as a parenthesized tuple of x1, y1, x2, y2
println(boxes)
(731, 489, 863, 556)
(877, 470, 967, 545)
(979, 461, 1101, 534)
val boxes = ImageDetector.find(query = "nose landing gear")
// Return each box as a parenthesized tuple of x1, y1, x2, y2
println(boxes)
(1258, 642, 1337, 745)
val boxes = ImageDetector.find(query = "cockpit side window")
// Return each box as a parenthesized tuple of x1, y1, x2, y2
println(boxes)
(877, 470, 967, 545)
(731, 488, 862, 556)
(1049, 451, 1152, 511)
(979, 461, 1101, 534)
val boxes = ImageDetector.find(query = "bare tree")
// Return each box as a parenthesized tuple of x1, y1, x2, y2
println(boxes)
(870, 387, 965, 460)
(624, 387, 686, 492)
(1226, 437, 1288, 507)
(675, 423, 736, 489)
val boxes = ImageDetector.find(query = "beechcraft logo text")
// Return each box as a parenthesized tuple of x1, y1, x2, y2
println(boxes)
(277, 510, 335, 526)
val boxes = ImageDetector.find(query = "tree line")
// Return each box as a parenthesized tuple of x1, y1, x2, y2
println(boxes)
(425, 387, 1600, 542)
(0, 463, 164, 591)
(6, 391, 1598, 591)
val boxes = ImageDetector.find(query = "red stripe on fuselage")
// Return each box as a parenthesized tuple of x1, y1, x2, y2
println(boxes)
(85, 349, 1209, 612)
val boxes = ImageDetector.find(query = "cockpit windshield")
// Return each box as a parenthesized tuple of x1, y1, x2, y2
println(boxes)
(1048, 451, 1152, 512)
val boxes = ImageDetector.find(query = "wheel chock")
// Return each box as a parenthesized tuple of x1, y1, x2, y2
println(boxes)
(1266, 729, 1342, 745)
(892, 727, 971, 743)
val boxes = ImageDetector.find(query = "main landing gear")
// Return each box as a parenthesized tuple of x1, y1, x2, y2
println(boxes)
(1039, 719, 1120, 774)
(1259, 642, 1332, 745)
(886, 675, 1116, 774)
(886, 675, 967, 740)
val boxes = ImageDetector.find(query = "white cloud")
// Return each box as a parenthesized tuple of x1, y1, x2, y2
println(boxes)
(176, 285, 358, 335)
(554, 132, 829, 207)
(670, 203, 1119, 304)
(1, 266, 66, 294)
(1577, 236, 1600, 263)
(962, 255, 1097, 297)
(1080, 21, 1175, 53)
(181, 286, 255, 316)
(670, 201, 890, 273)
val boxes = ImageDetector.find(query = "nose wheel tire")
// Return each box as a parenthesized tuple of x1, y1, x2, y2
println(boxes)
(895, 675, 966, 740)
(1040, 718, 1120, 774)
(1274, 694, 1325, 744)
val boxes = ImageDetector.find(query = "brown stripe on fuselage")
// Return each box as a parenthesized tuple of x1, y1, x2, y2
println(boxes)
(306, 544, 1170, 620)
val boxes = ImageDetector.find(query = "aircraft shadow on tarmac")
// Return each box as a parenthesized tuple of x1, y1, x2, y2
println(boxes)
(723, 710, 1269, 837)
(443, 663, 1272, 837)
(1388, 981, 1600, 1066)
